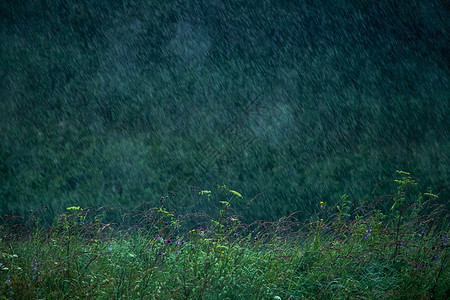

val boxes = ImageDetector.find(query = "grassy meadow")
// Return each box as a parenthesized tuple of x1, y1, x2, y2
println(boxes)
(1, 172, 448, 299)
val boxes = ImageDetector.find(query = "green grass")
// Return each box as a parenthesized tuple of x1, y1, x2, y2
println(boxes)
(1, 174, 449, 299)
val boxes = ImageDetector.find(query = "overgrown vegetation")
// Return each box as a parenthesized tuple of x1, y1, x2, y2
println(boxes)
(1, 172, 448, 299)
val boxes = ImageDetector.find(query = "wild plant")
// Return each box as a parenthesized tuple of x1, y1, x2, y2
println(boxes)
(0, 176, 448, 299)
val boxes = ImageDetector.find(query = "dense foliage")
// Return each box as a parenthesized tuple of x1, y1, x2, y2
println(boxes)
(1, 1, 449, 223)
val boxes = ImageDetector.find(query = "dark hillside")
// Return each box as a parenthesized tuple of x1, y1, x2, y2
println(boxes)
(0, 0, 448, 223)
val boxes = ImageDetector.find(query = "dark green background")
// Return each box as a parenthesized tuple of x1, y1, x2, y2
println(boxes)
(1, 0, 449, 224)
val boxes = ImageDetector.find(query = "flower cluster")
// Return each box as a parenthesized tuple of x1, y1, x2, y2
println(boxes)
(66, 206, 82, 211)
(434, 251, 439, 260)
(363, 228, 372, 240)
(442, 235, 448, 246)
(32, 260, 38, 271)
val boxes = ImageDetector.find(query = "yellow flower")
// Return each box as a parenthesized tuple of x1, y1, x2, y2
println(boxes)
(66, 206, 82, 211)
(230, 218, 238, 222)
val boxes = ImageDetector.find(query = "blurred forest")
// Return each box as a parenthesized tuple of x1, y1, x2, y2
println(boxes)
(1, 0, 449, 224)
